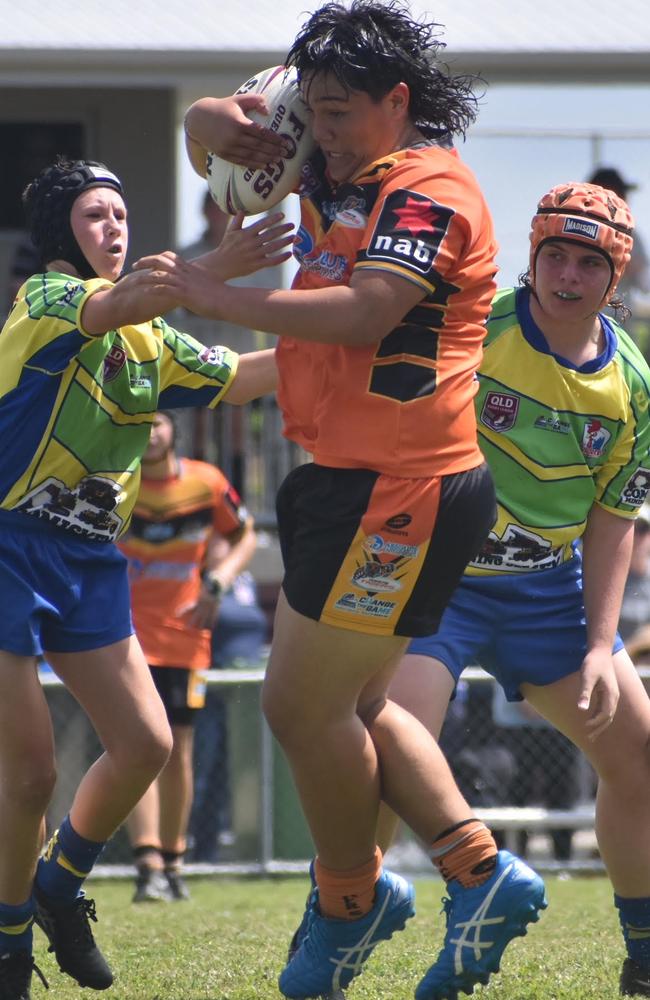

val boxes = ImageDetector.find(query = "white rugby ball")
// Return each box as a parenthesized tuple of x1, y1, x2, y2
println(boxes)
(206, 65, 316, 216)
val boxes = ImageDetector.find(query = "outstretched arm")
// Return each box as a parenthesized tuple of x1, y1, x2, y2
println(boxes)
(188, 211, 295, 281)
(80, 212, 294, 336)
(132, 254, 426, 348)
(224, 348, 278, 405)
(79, 269, 181, 336)
(579, 503, 635, 739)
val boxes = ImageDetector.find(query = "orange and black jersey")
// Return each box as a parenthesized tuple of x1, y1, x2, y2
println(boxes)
(118, 459, 247, 669)
(277, 143, 498, 477)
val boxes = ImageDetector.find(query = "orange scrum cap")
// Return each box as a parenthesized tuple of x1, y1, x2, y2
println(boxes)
(529, 182, 634, 307)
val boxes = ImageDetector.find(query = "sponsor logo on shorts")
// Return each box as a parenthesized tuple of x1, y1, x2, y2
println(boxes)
(620, 468, 650, 508)
(384, 513, 412, 531)
(334, 592, 397, 619)
(351, 562, 402, 593)
(480, 392, 519, 432)
(366, 534, 418, 558)
(103, 344, 126, 383)
(581, 418, 611, 458)
(562, 217, 599, 241)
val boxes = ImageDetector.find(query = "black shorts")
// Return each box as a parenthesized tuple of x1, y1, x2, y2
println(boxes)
(276, 462, 496, 637)
(149, 666, 208, 726)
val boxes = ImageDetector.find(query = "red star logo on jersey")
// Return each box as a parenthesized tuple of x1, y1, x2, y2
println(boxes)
(392, 196, 440, 237)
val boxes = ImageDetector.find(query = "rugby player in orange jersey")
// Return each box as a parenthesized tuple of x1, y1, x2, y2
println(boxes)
(136, 3, 547, 996)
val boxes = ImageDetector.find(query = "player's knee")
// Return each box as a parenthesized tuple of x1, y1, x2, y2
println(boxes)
(143, 724, 174, 775)
(3, 763, 57, 815)
(595, 730, 650, 788)
(114, 720, 173, 778)
(261, 684, 314, 747)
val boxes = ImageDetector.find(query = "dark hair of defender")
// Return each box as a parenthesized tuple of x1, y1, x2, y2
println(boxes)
(285, 0, 480, 140)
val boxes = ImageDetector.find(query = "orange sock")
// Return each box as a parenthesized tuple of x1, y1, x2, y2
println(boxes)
(429, 819, 497, 887)
(315, 846, 383, 920)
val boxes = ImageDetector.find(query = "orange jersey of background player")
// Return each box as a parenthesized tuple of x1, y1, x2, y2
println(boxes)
(278, 144, 497, 477)
(118, 458, 247, 668)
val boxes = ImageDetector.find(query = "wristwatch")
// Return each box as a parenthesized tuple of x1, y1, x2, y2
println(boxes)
(201, 572, 223, 600)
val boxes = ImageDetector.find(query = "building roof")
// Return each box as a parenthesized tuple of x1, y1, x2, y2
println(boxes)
(1, 0, 648, 76)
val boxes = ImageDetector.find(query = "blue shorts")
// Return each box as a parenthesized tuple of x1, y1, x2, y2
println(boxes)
(0, 508, 133, 656)
(407, 556, 624, 701)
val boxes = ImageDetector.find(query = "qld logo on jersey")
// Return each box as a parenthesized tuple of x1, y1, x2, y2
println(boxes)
(581, 418, 611, 458)
(480, 392, 519, 432)
(103, 344, 126, 383)
(363, 189, 455, 276)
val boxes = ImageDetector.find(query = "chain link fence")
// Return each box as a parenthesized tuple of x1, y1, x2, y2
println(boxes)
(41, 665, 627, 878)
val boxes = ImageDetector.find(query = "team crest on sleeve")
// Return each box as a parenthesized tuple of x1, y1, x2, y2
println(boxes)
(198, 346, 228, 367)
(621, 468, 650, 508)
(480, 391, 519, 432)
(364, 189, 455, 276)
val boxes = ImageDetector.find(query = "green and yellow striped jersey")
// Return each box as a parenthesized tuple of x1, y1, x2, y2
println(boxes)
(0, 272, 238, 541)
(469, 286, 650, 575)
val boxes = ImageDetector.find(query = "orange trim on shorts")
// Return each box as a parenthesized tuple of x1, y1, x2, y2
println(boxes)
(319, 474, 441, 635)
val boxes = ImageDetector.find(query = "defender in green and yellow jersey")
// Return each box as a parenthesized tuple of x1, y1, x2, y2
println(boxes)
(0, 155, 284, 1000)
(399, 182, 650, 999)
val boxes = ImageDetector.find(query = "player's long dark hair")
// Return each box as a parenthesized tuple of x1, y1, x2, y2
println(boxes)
(285, 0, 479, 139)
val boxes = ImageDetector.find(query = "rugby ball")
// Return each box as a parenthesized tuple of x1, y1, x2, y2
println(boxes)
(206, 65, 316, 216)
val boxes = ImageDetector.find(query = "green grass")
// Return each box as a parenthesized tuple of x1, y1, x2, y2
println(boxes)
(34, 874, 621, 1000)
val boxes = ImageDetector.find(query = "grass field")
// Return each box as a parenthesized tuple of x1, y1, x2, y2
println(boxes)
(33, 874, 622, 1000)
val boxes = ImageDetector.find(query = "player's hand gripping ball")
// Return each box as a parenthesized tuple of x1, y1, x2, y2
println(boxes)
(206, 65, 316, 215)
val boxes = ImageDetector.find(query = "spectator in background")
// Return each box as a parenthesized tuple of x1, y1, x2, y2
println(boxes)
(188, 571, 268, 862)
(119, 411, 257, 902)
(587, 167, 650, 304)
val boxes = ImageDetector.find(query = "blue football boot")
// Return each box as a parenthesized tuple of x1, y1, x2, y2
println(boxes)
(286, 862, 345, 1000)
(415, 851, 547, 1000)
(280, 868, 415, 998)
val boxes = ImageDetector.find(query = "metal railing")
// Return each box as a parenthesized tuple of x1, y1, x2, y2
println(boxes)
(39, 664, 642, 878)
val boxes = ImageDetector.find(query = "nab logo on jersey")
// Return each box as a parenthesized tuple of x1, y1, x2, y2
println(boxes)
(364, 189, 454, 276)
